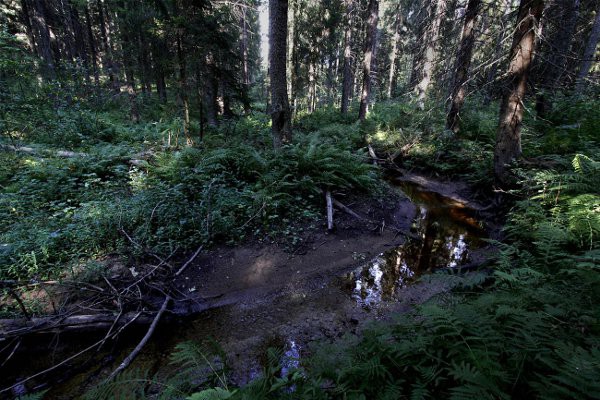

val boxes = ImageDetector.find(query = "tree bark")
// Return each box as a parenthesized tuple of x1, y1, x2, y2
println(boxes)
(240, 6, 252, 114)
(414, 0, 447, 110)
(308, 60, 316, 112)
(269, 0, 292, 148)
(176, 33, 191, 144)
(152, 38, 168, 103)
(205, 53, 219, 127)
(574, 7, 600, 94)
(84, 5, 100, 87)
(446, 0, 481, 133)
(386, 6, 403, 99)
(20, 0, 37, 55)
(483, 0, 512, 105)
(536, 0, 580, 115)
(358, 0, 379, 121)
(543, 0, 580, 88)
(340, 0, 355, 114)
(31, 0, 56, 80)
(121, 28, 140, 123)
(98, 0, 119, 91)
(494, 0, 544, 184)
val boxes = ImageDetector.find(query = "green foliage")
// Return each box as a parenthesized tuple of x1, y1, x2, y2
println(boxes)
(0, 90, 378, 280)
(171, 154, 600, 399)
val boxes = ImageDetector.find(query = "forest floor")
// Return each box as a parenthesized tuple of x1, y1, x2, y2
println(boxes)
(2, 170, 499, 398)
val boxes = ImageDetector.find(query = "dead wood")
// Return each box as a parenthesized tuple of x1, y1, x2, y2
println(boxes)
(175, 245, 203, 276)
(107, 296, 170, 380)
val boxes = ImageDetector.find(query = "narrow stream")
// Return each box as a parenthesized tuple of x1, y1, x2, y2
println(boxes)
(1, 179, 489, 399)
(342, 180, 486, 307)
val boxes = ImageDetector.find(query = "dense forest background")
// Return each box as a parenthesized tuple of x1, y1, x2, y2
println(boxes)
(0, 0, 599, 398)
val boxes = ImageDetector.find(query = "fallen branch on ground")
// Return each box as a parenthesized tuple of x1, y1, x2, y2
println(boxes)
(107, 296, 171, 380)
(175, 245, 204, 276)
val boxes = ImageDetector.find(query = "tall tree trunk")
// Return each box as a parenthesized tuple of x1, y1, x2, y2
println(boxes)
(544, 0, 580, 88)
(414, 0, 447, 110)
(121, 28, 140, 123)
(340, 0, 355, 114)
(84, 5, 100, 87)
(240, 6, 251, 114)
(70, 3, 91, 85)
(176, 33, 191, 145)
(408, 2, 430, 91)
(494, 0, 544, 184)
(446, 0, 481, 133)
(536, 0, 580, 115)
(152, 39, 167, 102)
(205, 54, 219, 127)
(483, 0, 512, 105)
(308, 59, 316, 112)
(386, 7, 403, 99)
(98, 0, 118, 91)
(286, 0, 296, 105)
(269, 0, 292, 148)
(195, 68, 205, 141)
(20, 0, 37, 56)
(574, 7, 600, 94)
(138, 34, 152, 94)
(358, 0, 379, 121)
(31, 0, 56, 80)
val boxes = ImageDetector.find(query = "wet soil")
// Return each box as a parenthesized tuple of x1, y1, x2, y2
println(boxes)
(1, 173, 497, 398)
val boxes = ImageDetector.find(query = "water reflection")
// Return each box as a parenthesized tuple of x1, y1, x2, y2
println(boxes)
(345, 182, 485, 307)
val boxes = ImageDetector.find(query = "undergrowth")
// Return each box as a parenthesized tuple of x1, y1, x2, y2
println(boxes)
(155, 154, 597, 399)
(0, 92, 378, 283)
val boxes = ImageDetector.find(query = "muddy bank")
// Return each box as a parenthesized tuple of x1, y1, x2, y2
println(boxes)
(0, 175, 497, 398)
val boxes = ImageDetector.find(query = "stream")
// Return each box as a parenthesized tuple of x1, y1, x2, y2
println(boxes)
(1, 177, 490, 399)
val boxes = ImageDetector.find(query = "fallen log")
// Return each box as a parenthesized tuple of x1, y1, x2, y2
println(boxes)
(0, 312, 156, 338)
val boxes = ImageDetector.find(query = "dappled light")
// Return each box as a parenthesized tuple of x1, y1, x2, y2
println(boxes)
(0, 0, 599, 398)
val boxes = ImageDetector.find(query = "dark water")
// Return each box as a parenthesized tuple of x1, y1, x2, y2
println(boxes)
(343, 180, 486, 307)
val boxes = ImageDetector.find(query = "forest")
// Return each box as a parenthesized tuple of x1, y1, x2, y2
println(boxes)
(0, 0, 599, 398)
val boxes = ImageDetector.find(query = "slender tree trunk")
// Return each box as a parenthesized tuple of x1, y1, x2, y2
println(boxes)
(341, 0, 355, 114)
(138, 34, 152, 94)
(176, 33, 191, 145)
(358, 0, 379, 121)
(269, 0, 292, 148)
(408, 3, 430, 91)
(121, 28, 140, 123)
(286, 0, 295, 103)
(308, 60, 316, 112)
(84, 5, 100, 87)
(494, 0, 544, 184)
(483, 0, 512, 105)
(574, 7, 600, 94)
(70, 4, 91, 85)
(152, 39, 167, 102)
(31, 0, 56, 80)
(545, 0, 580, 88)
(20, 0, 37, 55)
(205, 54, 219, 127)
(98, 0, 118, 91)
(446, 0, 481, 133)
(536, 0, 580, 115)
(387, 7, 403, 99)
(196, 68, 205, 141)
(415, 0, 447, 110)
(240, 6, 251, 114)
